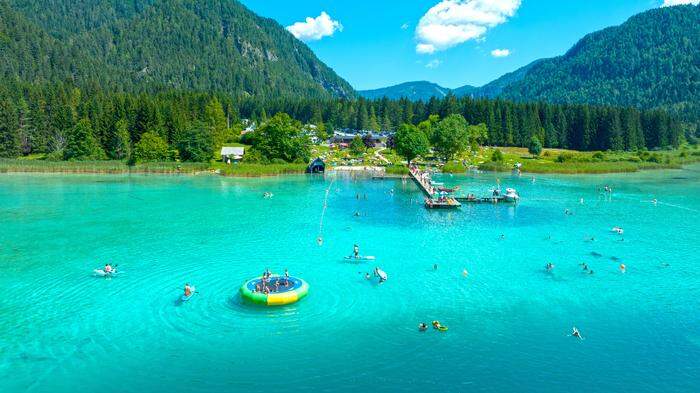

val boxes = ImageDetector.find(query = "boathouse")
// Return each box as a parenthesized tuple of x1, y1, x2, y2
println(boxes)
(307, 158, 325, 174)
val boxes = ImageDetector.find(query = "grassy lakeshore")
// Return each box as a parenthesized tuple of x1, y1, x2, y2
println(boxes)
(0, 159, 306, 177)
(440, 146, 700, 174)
(1, 145, 698, 177)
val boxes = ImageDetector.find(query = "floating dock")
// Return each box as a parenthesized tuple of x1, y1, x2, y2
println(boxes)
(454, 195, 515, 204)
(425, 197, 461, 209)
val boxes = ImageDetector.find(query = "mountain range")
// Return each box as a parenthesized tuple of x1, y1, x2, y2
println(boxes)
(359, 59, 542, 100)
(359, 5, 699, 123)
(1, 1, 698, 124)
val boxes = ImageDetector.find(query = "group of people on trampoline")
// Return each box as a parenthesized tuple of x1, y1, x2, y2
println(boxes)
(254, 268, 292, 294)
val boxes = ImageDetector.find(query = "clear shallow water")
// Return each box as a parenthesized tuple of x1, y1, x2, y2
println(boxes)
(0, 167, 699, 393)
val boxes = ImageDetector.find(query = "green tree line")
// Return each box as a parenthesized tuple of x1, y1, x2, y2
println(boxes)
(0, 82, 687, 161)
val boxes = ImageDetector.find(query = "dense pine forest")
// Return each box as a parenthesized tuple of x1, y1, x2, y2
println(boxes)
(0, 81, 685, 161)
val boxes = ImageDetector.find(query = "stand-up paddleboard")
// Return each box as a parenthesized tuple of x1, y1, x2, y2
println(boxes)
(376, 268, 388, 281)
(344, 255, 376, 261)
(181, 286, 196, 302)
(93, 269, 117, 277)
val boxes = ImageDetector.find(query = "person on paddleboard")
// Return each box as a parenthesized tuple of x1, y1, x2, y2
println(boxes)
(571, 327, 583, 340)
(353, 244, 360, 259)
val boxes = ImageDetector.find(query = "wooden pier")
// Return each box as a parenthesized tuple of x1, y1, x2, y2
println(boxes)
(408, 166, 434, 197)
(409, 166, 461, 209)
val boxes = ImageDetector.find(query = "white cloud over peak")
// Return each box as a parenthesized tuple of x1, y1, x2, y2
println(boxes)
(491, 48, 510, 57)
(661, 0, 699, 7)
(415, 0, 521, 54)
(286, 12, 343, 42)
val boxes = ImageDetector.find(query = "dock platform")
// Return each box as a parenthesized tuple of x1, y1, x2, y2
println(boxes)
(425, 197, 461, 209)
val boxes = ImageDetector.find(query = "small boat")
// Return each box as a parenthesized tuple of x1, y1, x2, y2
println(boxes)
(438, 186, 460, 193)
(504, 188, 520, 202)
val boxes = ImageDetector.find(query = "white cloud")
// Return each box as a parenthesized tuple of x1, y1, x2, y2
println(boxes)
(401, 23, 410, 30)
(491, 48, 510, 57)
(661, 0, 699, 6)
(286, 12, 343, 42)
(415, 0, 521, 54)
(426, 59, 443, 68)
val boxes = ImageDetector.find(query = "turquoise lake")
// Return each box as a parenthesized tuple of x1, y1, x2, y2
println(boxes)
(1, 166, 699, 392)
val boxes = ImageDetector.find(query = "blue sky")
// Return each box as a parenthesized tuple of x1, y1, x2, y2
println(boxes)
(240, 0, 692, 90)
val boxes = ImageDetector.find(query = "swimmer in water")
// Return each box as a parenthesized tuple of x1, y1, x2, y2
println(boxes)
(317, 236, 323, 246)
(433, 263, 438, 270)
(571, 327, 583, 340)
(619, 263, 626, 273)
(500, 234, 505, 240)
(545, 263, 555, 272)
(462, 269, 469, 277)
(419, 323, 428, 331)
(581, 263, 589, 271)
(365, 272, 371, 280)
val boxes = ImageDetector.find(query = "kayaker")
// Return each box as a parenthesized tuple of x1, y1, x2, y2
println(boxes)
(104, 263, 113, 274)
(184, 283, 193, 297)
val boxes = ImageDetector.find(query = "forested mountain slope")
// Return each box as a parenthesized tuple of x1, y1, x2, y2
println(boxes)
(501, 4, 699, 123)
(3, 0, 354, 99)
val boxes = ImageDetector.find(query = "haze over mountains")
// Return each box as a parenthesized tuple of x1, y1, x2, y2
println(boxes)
(360, 5, 699, 123)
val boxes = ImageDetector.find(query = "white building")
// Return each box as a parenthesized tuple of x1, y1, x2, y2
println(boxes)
(221, 147, 245, 163)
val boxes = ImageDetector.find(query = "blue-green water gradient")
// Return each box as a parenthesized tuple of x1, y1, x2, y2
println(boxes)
(1, 167, 699, 392)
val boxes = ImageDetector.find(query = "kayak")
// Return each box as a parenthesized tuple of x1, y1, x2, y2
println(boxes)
(181, 286, 196, 302)
(344, 255, 376, 261)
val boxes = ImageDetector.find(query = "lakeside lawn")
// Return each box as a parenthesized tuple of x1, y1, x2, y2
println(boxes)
(440, 146, 700, 174)
(1, 145, 698, 177)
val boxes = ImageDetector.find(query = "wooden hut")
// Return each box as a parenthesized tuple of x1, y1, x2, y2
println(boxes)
(307, 158, 325, 174)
